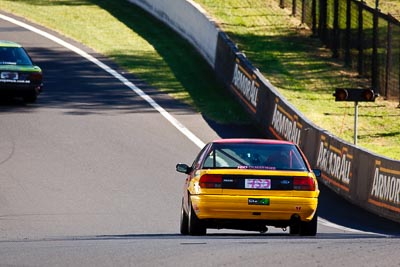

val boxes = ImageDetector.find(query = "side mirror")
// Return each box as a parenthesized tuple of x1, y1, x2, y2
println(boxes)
(176, 163, 192, 174)
(312, 169, 321, 177)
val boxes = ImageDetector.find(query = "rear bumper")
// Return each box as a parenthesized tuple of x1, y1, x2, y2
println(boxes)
(190, 194, 318, 222)
(0, 82, 43, 97)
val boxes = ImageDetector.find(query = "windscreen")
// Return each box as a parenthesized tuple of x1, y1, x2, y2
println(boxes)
(202, 143, 308, 171)
(0, 47, 33, 65)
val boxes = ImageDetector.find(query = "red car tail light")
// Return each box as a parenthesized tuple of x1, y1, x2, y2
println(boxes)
(29, 72, 43, 82)
(293, 176, 316, 191)
(199, 174, 222, 188)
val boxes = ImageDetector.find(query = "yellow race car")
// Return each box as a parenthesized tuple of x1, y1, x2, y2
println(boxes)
(176, 139, 320, 236)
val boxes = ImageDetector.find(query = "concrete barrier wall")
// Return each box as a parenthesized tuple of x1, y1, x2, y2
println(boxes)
(128, 0, 219, 68)
(128, 0, 400, 223)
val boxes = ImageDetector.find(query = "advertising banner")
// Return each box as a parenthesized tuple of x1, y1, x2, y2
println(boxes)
(315, 134, 354, 195)
(368, 158, 400, 221)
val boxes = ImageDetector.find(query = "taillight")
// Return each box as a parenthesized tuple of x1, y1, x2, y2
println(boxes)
(29, 72, 43, 82)
(293, 176, 315, 191)
(199, 174, 222, 188)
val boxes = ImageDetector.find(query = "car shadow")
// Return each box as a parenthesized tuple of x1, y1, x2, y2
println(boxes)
(19, 231, 397, 244)
(318, 183, 400, 236)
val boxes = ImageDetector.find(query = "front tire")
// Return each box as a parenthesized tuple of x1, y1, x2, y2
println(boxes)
(180, 198, 189, 235)
(188, 199, 206, 236)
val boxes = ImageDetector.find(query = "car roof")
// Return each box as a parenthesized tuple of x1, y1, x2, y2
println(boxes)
(211, 138, 295, 145)
(0, 40, 22, 48)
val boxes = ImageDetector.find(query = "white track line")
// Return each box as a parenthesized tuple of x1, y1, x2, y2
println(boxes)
(1, 13, 386, 236)
(0, 13, 205, 149)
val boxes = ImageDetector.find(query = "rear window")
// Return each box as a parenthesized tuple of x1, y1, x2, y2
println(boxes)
(0, 47, 33, 65)
(202, 143, 308, 171)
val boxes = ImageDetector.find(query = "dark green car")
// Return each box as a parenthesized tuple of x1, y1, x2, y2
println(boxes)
(0, 40, 43, 103)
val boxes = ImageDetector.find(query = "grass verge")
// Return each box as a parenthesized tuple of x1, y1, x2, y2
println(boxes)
(195, 0, 400, 160)
(0, 0, 251, 124)
(0, 0, 399, 159)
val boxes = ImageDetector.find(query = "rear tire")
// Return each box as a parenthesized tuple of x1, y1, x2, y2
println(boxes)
(289, 222, 300, 235)
(180, 198, 189, 235)
(24, 94, 37, 103)
(188, 200, 206, 236)
(300, 211, 318, 236)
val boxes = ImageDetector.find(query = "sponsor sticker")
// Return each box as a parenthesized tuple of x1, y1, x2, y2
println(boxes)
(0, 79, 30, 83)
(248, 198, 270, 205)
